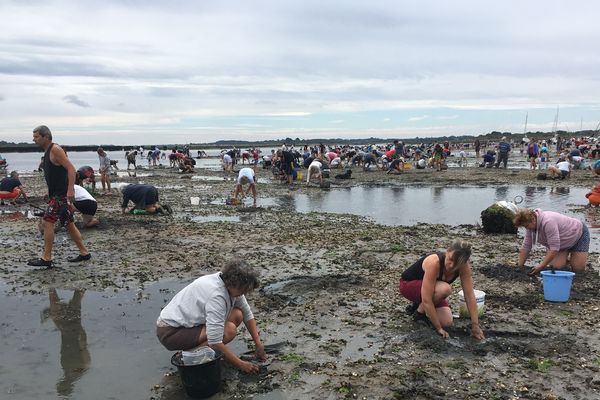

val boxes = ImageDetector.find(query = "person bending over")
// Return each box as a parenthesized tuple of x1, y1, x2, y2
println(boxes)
(156, 259, 266, 374)
(0, 171, 28, 204)
(73, 184, 99, 228)
(513, 208, 589, 275)
(399, 240, 485, 340)
(234, 167, 257, 206)
(118, 183, 170, 215)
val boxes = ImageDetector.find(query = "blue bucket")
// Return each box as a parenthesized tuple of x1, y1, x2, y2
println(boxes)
(540, 270, 575, 302)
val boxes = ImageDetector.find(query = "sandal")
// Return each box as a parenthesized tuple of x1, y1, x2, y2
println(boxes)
(68, 253, 91, 262)
(27, 258, 53, 268)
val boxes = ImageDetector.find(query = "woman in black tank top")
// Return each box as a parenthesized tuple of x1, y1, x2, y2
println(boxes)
(398, 240, 485, 340)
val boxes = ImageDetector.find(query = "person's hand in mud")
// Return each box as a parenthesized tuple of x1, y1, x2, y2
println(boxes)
(255, 342, 267, 362)
(527, 265, 544, 276)
(470, 323, 485, 340)
(238, 359, 260, 374)
(436, 327, 449, 338)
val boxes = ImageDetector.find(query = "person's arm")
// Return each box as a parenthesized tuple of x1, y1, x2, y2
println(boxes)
(529, 250, 559, 275)
(517, 248, 530, 268)
(420, 255, 447, 338)
(17, 184, 28, 201)
(52, 145, 76, 201)
(459, 264, 485, 340)
(244, 318, 266, 361)
(121, 192, 129, 213)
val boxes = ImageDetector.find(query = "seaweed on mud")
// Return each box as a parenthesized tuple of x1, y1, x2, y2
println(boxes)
(484, 292, 543, 310)
(570, 269, 600, 301)
(391, 382, 445, 399)
(260, 274, 363, 306)
(478, 263, 534, 282)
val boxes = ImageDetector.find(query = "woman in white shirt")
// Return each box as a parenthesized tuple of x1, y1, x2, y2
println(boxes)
(156, 259, 266, 374)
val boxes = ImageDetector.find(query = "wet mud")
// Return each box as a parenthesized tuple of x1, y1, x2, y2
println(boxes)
(1, 164, 599, 399)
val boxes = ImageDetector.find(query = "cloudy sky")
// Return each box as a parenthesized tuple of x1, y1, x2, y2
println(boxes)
(1, 0, 599, 145)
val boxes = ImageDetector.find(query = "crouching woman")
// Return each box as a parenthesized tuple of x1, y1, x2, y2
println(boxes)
(156, 259, 266, 374)
(399, 240, 485, 340)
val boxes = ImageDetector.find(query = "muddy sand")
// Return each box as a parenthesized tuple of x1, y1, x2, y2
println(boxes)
(1, 165, 599, 400)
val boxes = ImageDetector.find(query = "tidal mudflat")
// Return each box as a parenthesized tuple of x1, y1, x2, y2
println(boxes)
(1, 165, 599, 399)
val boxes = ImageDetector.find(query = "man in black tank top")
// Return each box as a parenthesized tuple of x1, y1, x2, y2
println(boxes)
(28, 125, 91, 267)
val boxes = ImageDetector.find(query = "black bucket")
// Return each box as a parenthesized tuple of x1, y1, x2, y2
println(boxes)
(171, 350, 223, 399)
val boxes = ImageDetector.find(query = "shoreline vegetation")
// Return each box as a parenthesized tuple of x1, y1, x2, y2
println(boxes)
(1, 129, 597, 153)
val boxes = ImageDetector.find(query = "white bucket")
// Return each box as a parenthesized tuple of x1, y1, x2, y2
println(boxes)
(190, 196, 200, 206)
(458, 289, 486, 318)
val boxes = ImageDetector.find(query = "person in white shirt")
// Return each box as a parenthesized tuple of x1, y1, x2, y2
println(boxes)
(73, 184, 99, 228)
(307, 160, 323, 184)
(233, 168, 257, 206)
(548, 158, 571, 180)
(156, 259, 266, 374)
(97, 147, 112, 195)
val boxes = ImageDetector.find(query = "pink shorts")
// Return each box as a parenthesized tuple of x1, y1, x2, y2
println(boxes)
(398, 279, 450, 308)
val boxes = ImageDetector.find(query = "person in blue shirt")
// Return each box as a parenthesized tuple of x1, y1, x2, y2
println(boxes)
(495, 137, 511, 169)
(592, 159, 600, 176)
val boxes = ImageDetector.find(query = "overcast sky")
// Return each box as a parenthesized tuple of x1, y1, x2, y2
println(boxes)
(1, 0, 599, 145)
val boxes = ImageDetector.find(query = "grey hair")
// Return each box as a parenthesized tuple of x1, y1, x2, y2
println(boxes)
(448, 240, 472, 272)
(220, 259, 260, 292)
(33, 125, 52, 140)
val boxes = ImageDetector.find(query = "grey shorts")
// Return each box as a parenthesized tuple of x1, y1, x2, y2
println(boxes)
(569, 224, 590, 253)
(156, 324, 204, 351)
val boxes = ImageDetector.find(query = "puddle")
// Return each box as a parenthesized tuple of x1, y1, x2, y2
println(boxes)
(154, 184, 185, 190)
(192, 175, 227, 181)
(115, 171, 153, 178)
(277, 185, 599, 252)
(190, 215, 241, 223)
(0, 280, 251, 400)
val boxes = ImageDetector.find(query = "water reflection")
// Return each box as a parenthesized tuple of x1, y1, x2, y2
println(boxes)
(432, 187, 443, 202)
(41, 289, 90, 396)
(551, 187, 570, 195)
(494, 186, 509, 201)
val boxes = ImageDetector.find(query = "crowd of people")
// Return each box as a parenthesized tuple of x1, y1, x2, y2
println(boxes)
(0, 125, 597, 377)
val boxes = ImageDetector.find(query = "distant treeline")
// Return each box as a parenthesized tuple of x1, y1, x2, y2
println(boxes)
(1, 129, 595, 153)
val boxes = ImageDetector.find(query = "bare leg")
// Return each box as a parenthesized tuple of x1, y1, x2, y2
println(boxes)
(65, 222, 89, 256)
(42, 220, 56, 261)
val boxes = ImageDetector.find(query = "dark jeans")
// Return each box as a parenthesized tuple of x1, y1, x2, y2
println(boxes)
(495, 152, 508, 168)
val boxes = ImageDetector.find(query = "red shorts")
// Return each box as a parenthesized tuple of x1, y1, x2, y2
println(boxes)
(0, 189, 19, 199)
(43, 196, 74, 226)
(399, 279, 450, 308)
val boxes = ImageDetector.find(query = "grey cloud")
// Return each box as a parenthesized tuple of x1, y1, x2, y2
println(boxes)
(63, 95, 90, 108)
(0, 94, 4, 101)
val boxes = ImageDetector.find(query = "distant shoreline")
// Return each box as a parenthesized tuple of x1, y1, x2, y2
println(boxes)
(0, 129, 590, 153)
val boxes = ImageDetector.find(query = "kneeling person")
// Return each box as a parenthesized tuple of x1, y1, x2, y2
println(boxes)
(156, 259, 266, 374)
(399, 240, 485, 340)
(73, 184, 99, 228)
(118, 183, 169, 214)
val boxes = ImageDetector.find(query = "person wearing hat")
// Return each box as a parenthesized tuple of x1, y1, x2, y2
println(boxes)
(495, 137, 511, 169)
